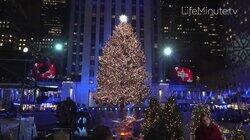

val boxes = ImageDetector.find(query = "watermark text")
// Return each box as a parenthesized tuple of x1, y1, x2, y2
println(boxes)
(181, 7, 238, 16)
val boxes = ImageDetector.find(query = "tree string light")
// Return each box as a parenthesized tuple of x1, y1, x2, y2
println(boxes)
(142, 98, 184, 139)
(93, 21, 150, 106)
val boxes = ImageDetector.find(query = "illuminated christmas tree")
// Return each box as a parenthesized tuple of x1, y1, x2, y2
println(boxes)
(190, 104, 211, 134)
(230, 128, 246, 140)
(141, 98, 160, 138)
(159, 97, 184, 140)
(142, 98, 184, 140)
(94, 15, 150, 106)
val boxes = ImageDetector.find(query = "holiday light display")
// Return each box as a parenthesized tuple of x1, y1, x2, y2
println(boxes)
(32, 62, 57, 80)
(159, 97, 184, 140)
(114, 116, 137, 138)
(142, 98, 184, 139)
(141, 98, 160, 136)
(174, 67, 193, 83)
(226, 32, 250, 67)
(230, 128, 246, 140)
(93, 19, 150, 106)
(190, 104, 212, 134)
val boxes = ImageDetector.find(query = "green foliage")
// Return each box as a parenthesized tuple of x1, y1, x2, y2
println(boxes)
(159, 97, 184, 140)
(142, 97, 184, 140)
(141, 98, 160, 135)
(230, 128, 246, 140)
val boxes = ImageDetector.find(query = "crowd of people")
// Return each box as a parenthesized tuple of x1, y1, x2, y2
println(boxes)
(54, 97, 233, 140)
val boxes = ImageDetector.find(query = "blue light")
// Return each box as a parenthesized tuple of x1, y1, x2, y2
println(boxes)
(104, 108, 107, 110)
(163, 47, 172, 56)
(92, 107, 95, 110)
(115, 108, 118, 111)
(55, 43, 63, 51)
(13, 103, 20, 106)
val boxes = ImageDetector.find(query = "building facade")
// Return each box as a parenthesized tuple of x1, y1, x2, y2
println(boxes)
(0, 0, 26, 51)
(35, 0, 70, 79)
(222, 0, 249, 67)
(41, 0, 67, 38)
(158, 0, 225, 83)
(0, 0, 35, 82)
(65, 0, 160, 105)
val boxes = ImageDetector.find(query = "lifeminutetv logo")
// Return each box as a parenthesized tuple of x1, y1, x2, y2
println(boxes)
(181, 7, 238, 16)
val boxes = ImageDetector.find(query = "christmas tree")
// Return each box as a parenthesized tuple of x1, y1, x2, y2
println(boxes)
(142, 98, 184, 140)
(230, 128, 246, 140)
(94, 15, 150, 106)
(141, 98, 160, 138)
(159, 97, 184, 140)
(190, 104, 211, 134)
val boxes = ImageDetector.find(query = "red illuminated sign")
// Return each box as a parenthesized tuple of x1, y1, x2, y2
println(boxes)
(174, 67, 193, 83)
(32, 62, 57, 80)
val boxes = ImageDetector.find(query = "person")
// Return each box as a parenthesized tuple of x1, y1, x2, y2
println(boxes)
(92, 125, 113, 140)
(57, 97, 77, 128)
(195, 114, 223, 140)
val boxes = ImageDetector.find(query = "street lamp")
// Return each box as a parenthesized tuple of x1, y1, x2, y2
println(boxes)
(55, 43, 63, 51)
(160, 46, 173, 82)
(54, 42, 64, 81)
(163, 47, 172, 56)
(23, 47, 29, 53)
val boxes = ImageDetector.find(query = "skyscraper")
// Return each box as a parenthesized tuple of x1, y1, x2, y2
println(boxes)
(222, 0, 249, 67)
(221, 0, 250, 88)
(37, 0, 70, 79)
(0, 0, 27, 51)
(0, 0, 35, 82)
(41, 0, 67, 38)
(65, 0, 160, 105)
(159, 0, 225, 82)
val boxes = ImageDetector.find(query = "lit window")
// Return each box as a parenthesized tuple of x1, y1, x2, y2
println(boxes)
(0, 43, 3, 46)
